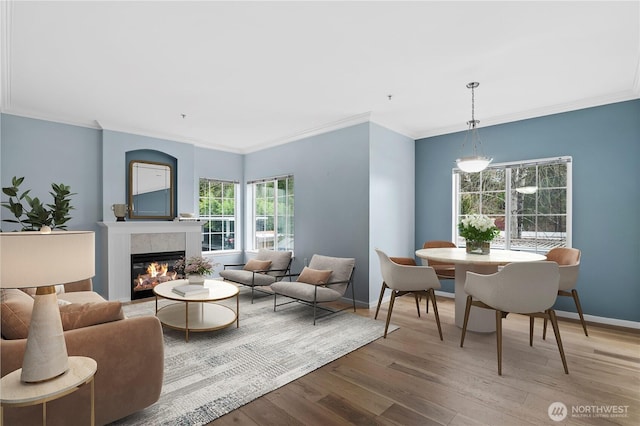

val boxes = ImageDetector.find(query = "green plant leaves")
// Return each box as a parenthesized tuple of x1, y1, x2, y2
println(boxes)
(1, 176, 75, 231)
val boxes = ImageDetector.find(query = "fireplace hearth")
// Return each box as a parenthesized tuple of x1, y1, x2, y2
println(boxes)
(131, 251, 185, 300)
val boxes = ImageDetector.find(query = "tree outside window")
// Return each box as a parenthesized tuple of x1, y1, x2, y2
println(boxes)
(200, 179, 238, 252)
(455, 157, 571, 252)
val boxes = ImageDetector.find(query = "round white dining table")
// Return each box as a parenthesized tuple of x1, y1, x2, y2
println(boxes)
(415, 247, 546, 332)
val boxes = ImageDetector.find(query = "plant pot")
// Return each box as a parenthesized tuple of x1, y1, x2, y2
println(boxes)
(188, 274, 206, 285)
(466, 240, 490, 255)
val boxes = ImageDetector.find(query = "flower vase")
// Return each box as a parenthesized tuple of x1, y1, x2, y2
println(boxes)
(188, 274, 206, 285)
(466, 240, 490, 255)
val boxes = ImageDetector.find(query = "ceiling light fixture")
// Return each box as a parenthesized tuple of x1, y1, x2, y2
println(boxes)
(456, 82, 493, 173)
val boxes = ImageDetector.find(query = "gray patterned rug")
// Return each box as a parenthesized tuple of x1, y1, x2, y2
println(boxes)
(110, 287, 396, 425)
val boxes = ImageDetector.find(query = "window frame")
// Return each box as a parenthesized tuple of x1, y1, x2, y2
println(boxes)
(452, 156, 572, 253)
(246, 175, 294, 253)
(199, 178, 240, 253)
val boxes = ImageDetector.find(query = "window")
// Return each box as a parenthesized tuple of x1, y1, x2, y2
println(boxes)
(247, 175, 294, 252)
(199, 179, 238, 252)
(454, 157, 571, 252)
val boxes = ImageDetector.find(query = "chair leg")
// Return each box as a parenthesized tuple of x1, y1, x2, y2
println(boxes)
(543, 317, 548, 340)
(414, 293, 421, 318)
(572, 289, 589, 337)
(460, 295, 473, 347)
(548, 309, 569, 374)
(273, 293, 277, 312)
(374, 282, 388, 320)
(496, 310, 503, 376)
(428, 289, 443, 341)
(529, 317, 535, 346)
(383, 291, 397, 338)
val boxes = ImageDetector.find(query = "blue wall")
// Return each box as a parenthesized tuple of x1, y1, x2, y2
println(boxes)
(369, 122, 415, 304)
(244, 123, 372, 303)
(415, 100, 640, 323)
(3, 99, 639, 323)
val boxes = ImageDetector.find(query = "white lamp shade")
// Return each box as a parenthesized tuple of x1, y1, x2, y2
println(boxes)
(0, 231, 95, 288)
(0, 231, 95, 382)
(456, 156, 493, 173)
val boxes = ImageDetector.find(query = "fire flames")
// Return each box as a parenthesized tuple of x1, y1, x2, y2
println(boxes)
(133, 262, 179, 292)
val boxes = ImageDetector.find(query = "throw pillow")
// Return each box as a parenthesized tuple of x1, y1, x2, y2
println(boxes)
(0, 289, 34, 339)
(297, 267, 333, 285)
(59, 301, 124, 331)
(243, 259, 272, 272)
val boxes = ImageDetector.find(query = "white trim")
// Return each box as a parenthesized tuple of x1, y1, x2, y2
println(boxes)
(434, 291, 639, 330)
(417, 91, 640, 139)
(555, 310, 640, 330)
(0, 0, 12, 111)
(241, 112, 372, 154)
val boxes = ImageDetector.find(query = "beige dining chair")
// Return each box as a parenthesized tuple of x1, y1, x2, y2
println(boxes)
(460, 261, 568, 375)
(374, 256, 423, 320)
(542, 247, 586, 337)
(375, 249, 443, 340)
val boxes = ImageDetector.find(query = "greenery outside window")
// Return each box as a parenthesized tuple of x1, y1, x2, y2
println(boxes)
(454, 156, 572, 252)
(199, 178, 238, 252)
(247, 175, 294, 252)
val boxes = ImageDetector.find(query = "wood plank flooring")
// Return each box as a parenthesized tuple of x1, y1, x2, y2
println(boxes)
(208, 296, 640, 425)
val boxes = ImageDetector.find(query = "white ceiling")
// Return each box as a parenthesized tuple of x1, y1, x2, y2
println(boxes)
(1, 1, 639, 154)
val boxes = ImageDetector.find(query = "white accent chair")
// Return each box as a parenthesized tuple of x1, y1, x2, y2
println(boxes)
(460, 261, 568, 375)
(375, 249, 443, 340)
(219, 249, 292, 303)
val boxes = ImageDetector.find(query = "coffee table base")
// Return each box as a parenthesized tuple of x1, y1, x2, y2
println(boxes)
(156, 302, 238, 342)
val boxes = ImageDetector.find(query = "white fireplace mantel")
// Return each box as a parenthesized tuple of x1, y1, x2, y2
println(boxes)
(98, 221, 203, 301)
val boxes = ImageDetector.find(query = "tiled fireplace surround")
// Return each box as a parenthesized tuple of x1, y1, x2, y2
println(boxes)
(98, 221, 203, 301)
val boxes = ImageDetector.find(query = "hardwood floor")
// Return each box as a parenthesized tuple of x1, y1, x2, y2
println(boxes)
(209, 296, 639, 425)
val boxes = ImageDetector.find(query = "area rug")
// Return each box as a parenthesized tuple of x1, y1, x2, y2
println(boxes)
(110, 287, 396, 425)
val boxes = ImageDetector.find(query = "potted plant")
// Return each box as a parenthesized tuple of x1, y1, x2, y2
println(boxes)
(174, 256, 216, 284)
(458, 214, 500, 254)
(1, 176, 75, 231)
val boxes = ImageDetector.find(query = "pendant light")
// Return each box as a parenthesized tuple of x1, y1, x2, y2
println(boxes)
(456, 82, 492, 173)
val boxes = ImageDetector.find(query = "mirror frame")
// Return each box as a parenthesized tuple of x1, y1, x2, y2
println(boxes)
(128, 160, 175, 220)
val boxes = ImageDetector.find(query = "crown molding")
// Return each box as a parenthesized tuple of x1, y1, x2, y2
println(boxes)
(416, 90, 640, 139)
(240, 112, 373, 154)
(1, 0, 13, 111)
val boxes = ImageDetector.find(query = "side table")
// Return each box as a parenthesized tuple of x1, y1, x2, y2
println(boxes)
(0, 356, 97, 426)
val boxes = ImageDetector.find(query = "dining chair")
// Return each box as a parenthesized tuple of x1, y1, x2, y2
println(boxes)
(375, 249, 443, 340)
(460, 261, 568, 375)
(422, 240, 457, 280)
(374, 256, 422, 320)
(542, 247, 586, 337)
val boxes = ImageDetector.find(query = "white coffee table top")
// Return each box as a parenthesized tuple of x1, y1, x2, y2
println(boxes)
(153, 279, 239, 302)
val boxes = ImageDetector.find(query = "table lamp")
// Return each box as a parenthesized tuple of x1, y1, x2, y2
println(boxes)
(0, 230, 95, 383)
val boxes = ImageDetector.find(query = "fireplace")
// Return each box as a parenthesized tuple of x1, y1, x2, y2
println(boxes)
(131, 251, 185, 300)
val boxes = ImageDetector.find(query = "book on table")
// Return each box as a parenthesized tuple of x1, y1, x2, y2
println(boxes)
(172, 284, 210, 297)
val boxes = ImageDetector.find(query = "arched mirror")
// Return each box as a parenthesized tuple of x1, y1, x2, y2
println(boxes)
(128, 160, 174, 219)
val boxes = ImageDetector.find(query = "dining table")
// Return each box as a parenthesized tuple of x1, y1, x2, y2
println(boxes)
(415, 247, 547, 332)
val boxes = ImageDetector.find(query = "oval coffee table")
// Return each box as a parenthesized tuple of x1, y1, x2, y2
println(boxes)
(153, 279, 239, 342)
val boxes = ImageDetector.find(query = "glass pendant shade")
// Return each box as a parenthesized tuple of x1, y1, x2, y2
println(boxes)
(456, 156, 493, 173)
(456, 82, 492, 173)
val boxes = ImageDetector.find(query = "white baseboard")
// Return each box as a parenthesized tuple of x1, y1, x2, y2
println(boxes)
(430, 291, 640, 330)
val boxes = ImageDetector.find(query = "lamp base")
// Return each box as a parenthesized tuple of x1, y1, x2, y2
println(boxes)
(20, 287, 69, 383)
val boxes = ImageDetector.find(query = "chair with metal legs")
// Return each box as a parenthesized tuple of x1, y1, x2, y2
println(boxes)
(460, 261, 568, 375)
